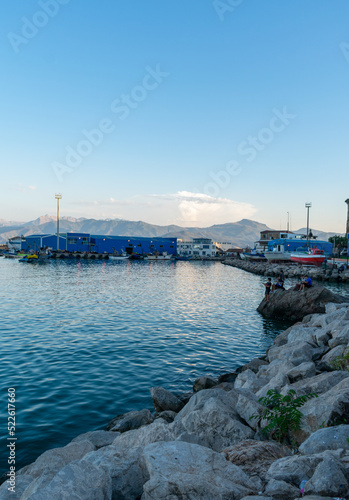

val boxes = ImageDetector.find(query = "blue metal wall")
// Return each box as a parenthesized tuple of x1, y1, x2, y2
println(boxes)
(21, 233, 177, 254)
(268, 239, 333, 255)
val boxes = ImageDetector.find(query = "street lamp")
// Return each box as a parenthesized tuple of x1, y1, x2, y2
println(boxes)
(55, 194, 62, 251)
(305, 202, 312, 246)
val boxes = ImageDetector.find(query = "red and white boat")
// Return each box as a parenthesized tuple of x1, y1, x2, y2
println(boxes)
(290, 248, 326, 267)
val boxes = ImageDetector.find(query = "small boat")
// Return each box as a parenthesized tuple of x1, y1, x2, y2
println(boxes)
(19, 254, 38, 263)
(144, 252, 173, 261)
(109, 253, 130, 261)
(3, 251, 19, 259)
(241, 250, 267, 262)
(290, 248, 326, 267)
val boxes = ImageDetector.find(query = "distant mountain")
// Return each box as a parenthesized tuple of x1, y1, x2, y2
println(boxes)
(295, 228, 343, 241)
(0, 216, 340, 248)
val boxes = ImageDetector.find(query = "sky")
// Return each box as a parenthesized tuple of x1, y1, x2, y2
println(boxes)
(1, 0, 349, 232)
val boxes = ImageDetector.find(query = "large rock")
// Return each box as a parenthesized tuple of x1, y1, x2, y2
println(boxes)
(224, 439, 292, 481)
(193, 376, 218, 392)
(150, 386, 184, 412)
(106, 409, 154, 432)
(297, 377, 349, 440)
(0, 475, 33, 500)
(299, 425, 349, 454)
(23, 440, 96, 478)
(303, 455, 349, 497)
(174, 388, 254, 451)
(71, 430, 118, 448)
(264, 478, 300, 500)
(141, 440, 257, 499)
(23, 457, 113, 500)
(257, 286, 347, 322)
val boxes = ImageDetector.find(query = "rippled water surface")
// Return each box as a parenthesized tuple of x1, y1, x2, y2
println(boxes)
(1, 258, 348, 471)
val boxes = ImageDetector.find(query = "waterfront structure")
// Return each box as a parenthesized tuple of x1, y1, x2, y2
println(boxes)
(8, 236, 25, 252)
(346, 198, 349, 235)
(177, 238, 217, 258)
(20, 233, 177, 255)
(265, 237, 333, 262)
(256, 230, 301, 252)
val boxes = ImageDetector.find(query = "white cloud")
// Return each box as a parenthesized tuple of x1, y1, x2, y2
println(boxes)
(69, 191, 257, 227)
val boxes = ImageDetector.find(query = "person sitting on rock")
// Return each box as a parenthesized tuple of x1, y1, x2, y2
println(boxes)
(299, 275, 312, 291)
(264, 278, 272, 301)
(272, 276, 284, 291)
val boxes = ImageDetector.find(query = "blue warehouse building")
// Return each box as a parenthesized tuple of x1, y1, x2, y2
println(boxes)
(21, 233, 177, 255)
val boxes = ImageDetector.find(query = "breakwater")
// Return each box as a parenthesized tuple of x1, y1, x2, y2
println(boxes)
(2, 295, 349, 499)
(223, 257, 349, 283)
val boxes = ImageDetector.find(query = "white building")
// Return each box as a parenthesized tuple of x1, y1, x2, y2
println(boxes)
(7, 236, 24, 252)
(177, 238, 217, 257)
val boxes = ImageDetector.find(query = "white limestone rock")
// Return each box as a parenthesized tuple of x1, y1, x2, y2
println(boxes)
(71, 430, 118, 448)
(286, 361, 316, 383)
(24, 440, 96, 479)
(141, 440, 257, 500)
(299, 425, 349, 454)
(174, 388, 254, 452)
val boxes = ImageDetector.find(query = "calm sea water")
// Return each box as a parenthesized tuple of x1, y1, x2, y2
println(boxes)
(1, 258, 348, 473)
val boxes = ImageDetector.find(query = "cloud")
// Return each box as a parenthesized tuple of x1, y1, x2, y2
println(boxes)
(69, 191, 257, 227)
(14, 184, 37, 192)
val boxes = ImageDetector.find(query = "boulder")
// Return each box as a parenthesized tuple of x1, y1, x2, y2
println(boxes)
(264, 478, 300, 500)
(267, 341, 314, 366)
(24, 456, 113, 500)
(141, 440, 257, 500)
(224, 439, 292, 481)
(193, 375, 218, 392)
(174, 388, 254, 451)
(234, 369, 268, 393)
(106, 409, 153, 432)
(284, 370, 349, 397)
(154, 410, 177, 423)
(303, 455, 349, 497)
(286, 361, 316, 383)
(257, 286, 347, 322)
(235, 391, 265, 430)
(240, 358, 268, 373)
(24, 440, 95, 479)
(112, 420, 176, 449)
(299, 425, 349, 454)
(218, 372, 239, 384)
(150, 386, 184, 412)
(318, 344, 347, 371)
(297, 377, 349, 440)
(0, 475, 33, 500)
(71, 430, 118, 448)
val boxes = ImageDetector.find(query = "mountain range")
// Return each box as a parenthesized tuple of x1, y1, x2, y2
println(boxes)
(0, 216, 340, 248)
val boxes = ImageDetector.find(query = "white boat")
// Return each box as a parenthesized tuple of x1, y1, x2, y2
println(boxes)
(144, 252, 173, 261)
(109, 253, 130, 260)
(264, 244, 291, 263)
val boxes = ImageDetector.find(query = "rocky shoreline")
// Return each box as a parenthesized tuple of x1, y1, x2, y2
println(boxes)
(223, 258, 349, 283)
(2, 291, 349, 499)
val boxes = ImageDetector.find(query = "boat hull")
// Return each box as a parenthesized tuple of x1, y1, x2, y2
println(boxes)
(109, 255, 129, 260)
(264, 251, 291, 262)
(290, 255, 325, 267)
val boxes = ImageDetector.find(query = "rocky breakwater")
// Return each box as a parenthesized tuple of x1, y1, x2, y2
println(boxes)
(223, 257, 349, 283)
(257, 285, 348, 322)
(2, 304, 349, 499)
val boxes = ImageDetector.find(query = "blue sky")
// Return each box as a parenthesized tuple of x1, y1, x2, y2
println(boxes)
(1, 0, 349, 231)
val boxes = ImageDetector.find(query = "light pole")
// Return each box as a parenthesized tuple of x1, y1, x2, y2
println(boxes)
(305, 202, 312, 247)
(345, 199, 349, 265)
(287, 212, 290, 232)
(55, 194, 62, 251)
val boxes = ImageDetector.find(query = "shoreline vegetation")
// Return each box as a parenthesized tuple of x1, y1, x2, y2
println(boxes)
(2, 276, 349, 498)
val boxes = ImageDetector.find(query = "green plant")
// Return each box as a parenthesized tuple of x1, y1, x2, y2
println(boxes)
(329, 348, 349, 371)
(250, 389, 318, 445)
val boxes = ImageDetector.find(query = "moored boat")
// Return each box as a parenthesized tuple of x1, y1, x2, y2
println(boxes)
(109, 253, 129, 261)
(290, 248, 326, 267)
(144, 252, 173, 261)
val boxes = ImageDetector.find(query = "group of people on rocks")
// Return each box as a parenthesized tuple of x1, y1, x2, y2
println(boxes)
(263, 270, 312, 301)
